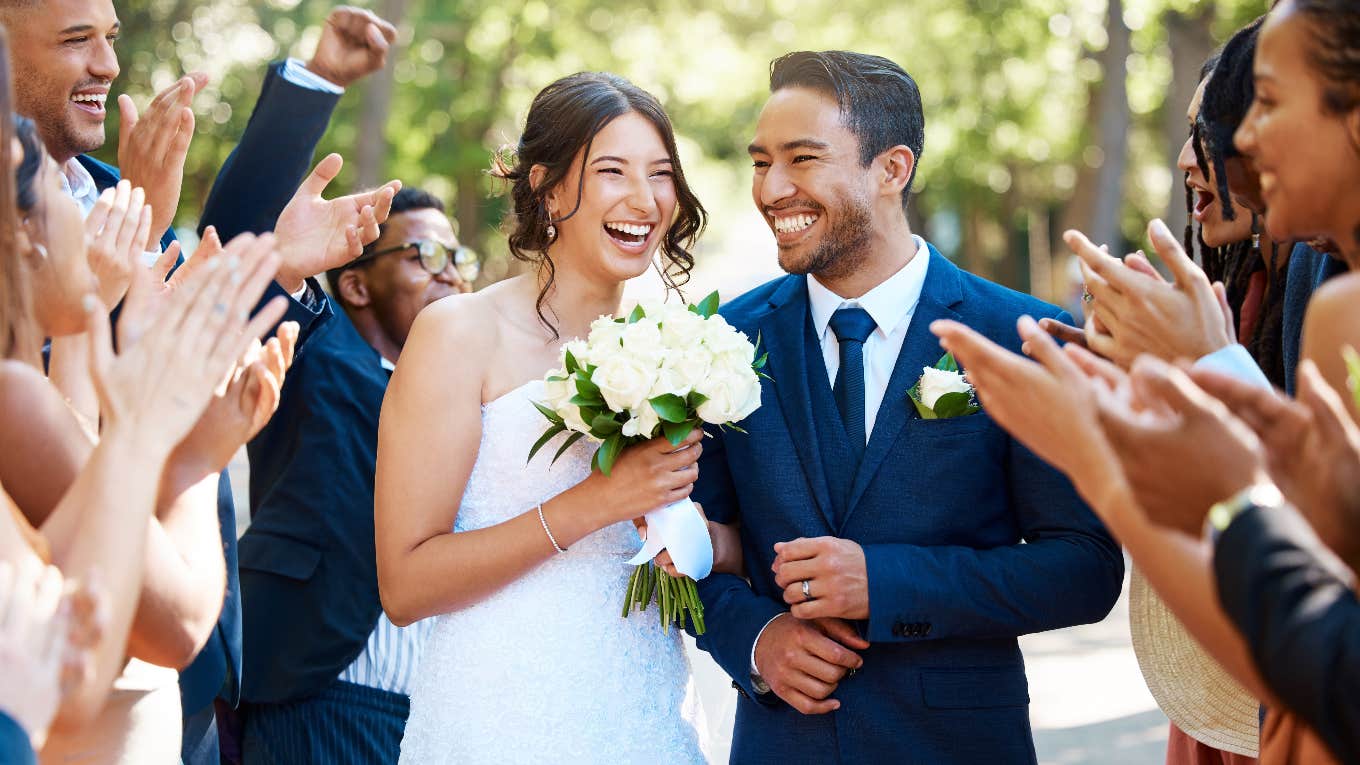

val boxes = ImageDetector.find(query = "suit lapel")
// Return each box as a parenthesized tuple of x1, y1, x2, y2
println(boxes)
(842, 247, 963, 522)
(759, 277, 838, 529)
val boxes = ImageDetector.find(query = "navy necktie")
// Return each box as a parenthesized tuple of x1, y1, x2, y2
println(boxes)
(829, 306, 877, 463)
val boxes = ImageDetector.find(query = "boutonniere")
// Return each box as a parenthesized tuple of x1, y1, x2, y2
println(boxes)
(908, 352, 980, 420)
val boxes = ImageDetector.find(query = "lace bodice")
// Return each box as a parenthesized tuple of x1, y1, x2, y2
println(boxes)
(398, 380, 705, 764)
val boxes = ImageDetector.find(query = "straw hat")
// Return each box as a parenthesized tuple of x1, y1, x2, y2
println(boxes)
(1129, 568, 1259, 757)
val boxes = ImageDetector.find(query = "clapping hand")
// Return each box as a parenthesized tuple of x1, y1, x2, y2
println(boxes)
(933, 315, 1131, 509)
(0, 559, 69, 750)
(116, 73, 209, 237)
(86, 233, 288, 454)
(1194, 361, 1360, 559)
(1067, 221, 1234, 368)
(84, 180, 153, 308)
(1094, 356, 1269, 536)
(273, 154, 401, 294)
(170, 320, 300, 487)
(306, 6, 399, 88)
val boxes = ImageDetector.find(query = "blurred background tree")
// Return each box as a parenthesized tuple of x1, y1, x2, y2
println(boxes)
(105, 0, 1269, 303)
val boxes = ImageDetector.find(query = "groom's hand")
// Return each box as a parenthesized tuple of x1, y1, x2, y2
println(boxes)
(753, 614, 865, 715)
(772, 537, 869, 620)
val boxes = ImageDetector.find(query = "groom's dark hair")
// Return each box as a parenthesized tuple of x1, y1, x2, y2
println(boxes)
(769, 51, 925, 215)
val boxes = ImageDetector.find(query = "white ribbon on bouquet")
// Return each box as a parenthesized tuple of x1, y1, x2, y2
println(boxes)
(627, 497, 713, 579)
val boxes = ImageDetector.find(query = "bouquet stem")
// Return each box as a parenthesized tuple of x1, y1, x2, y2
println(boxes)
(622, 562, 705, 635)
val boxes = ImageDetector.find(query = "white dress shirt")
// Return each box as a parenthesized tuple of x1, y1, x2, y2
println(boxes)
(749, 235, 931, 690)
(805, 234, 932, 441)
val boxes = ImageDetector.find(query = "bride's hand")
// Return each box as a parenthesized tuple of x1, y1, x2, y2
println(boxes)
(584, 430, 702, 526)
(635, 502, 743, 578)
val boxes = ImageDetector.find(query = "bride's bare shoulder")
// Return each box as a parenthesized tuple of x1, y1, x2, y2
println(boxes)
(401, 277, 535, 372)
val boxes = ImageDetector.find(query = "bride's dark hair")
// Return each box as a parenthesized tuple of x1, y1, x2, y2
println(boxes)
(490, 72, 707, 338)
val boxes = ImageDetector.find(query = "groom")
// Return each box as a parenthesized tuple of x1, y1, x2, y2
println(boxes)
(693, 51, 1124, 763)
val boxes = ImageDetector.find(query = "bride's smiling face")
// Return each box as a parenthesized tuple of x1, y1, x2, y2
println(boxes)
(543, 112, 678, 282)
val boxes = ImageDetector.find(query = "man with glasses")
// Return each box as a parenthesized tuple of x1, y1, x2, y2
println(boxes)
(237, 188, 473, 763)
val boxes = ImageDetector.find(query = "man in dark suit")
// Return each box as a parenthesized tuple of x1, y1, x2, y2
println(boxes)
(692, 51, 1123, 764)
(1, 3, 398, 762)
(239, 188, 470, 764)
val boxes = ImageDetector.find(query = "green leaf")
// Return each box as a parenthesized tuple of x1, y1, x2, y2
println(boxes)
(931, 391, 974, 419)
(590, 413, 623, 435)
(650, 393, 688, 423)
(569, 393, 605, 408)
(686, 391, 709, 409)
(574, 372, 601, 399)
(695, 291, 720, 318)
(564, 348, 580, 375)
(552, 431, 586, 463)
(935, 352, 959, 372)
(531, 400, 564, 425)
(596, 433, 625, 476)
(754, 351, 769, 370)
(662, 419, 696, 446)
(627, 304, 646, 324)
(721, 422, 748, 434)
(527, 423, 566, 464)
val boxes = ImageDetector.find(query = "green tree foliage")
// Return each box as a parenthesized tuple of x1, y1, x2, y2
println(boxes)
(105, 0, 1268, 293)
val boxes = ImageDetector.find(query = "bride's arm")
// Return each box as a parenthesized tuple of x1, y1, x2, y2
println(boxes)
(375, 299, 703, 626)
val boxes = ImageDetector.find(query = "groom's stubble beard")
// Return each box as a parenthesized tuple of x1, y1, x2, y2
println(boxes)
(778, 190, 875, 283)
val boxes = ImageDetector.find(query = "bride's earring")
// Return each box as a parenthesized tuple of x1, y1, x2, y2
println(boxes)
(546, 223, 556, 241)
(1250, 212, 1261, 256)
(33, 243, 47, 260)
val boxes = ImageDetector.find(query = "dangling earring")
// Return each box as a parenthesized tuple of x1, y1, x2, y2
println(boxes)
(33, 243, 47, 260)
(1250, 212, 1261, 256)
(546, 223, 556, 242)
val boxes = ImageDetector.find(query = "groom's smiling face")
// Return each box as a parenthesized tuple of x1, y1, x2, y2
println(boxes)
(749, 86, 874, 280)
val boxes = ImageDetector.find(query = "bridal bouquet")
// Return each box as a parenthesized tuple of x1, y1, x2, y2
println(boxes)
(528, 291, 765, 634)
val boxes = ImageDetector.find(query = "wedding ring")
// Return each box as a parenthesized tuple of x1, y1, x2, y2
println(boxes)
(1081, 290, 1094, 304)
(801, 579, 812, 602)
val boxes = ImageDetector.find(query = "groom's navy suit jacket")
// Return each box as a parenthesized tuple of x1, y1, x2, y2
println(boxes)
(693, 246, 1124, 764)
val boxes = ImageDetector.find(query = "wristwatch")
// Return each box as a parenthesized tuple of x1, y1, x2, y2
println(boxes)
(1207, 482, 1285, 535)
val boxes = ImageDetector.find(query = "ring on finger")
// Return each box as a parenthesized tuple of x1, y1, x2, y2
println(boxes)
(801, 579, 813, 602)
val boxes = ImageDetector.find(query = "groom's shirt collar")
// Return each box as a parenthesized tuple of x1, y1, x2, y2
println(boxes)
(807, 234, 930, 341)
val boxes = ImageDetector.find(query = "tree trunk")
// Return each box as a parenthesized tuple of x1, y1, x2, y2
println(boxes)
(1089, 0, 1131, 251)
(1162, 6, 1216, 246)
(355, 0, 410, 189)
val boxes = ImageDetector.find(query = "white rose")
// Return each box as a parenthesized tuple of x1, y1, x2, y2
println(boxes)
(620, 318, 664, 361)
(695, 368, 762, 424)
(654, 347, 712, 398)
(541, 369, 592, 434)
(701, 317, 756, 365)
(918, 367, 973, 409)
(562, 339, 590, 369)
(658, 304, 707, 349)
(593, 354, 657, 412)
(586, 317, 626, 356)
(621, 403, 661, 438)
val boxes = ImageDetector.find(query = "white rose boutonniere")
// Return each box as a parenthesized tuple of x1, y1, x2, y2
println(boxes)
(908, 352, 980, 419)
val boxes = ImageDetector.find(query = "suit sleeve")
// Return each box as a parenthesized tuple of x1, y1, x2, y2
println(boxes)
(0, 711, 35, 765)
(861, 309, 1125, 643)
(691, 423, 786, 703)
(1215, 506, 1360, 763)
(198, 61, 340, 241)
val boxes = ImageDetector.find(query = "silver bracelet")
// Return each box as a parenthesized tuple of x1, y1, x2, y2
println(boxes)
(537, 503, 566, 554)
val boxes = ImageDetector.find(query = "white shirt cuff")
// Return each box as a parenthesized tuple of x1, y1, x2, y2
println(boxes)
(1193, 344, 1272, 390)
(282, 58, 345, 94)
(749, 613, 786, 694)
(290, 281, 309, 301)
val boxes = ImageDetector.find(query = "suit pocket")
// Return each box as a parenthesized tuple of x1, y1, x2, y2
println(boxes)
(904, 411, 996, 438)
(920, 666, 1030, 710)
(239, 531, 323, 582)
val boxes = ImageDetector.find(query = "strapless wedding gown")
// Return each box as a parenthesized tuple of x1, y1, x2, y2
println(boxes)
(398, 380, 706, 764)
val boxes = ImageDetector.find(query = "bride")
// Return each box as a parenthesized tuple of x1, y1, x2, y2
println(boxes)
(375, 72, 734, 763)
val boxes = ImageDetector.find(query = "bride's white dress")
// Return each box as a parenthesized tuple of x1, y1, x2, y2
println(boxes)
(398, 380, 706, 764)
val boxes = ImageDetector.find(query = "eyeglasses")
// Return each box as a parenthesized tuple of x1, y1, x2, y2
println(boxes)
(360, 240, 480, 283)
